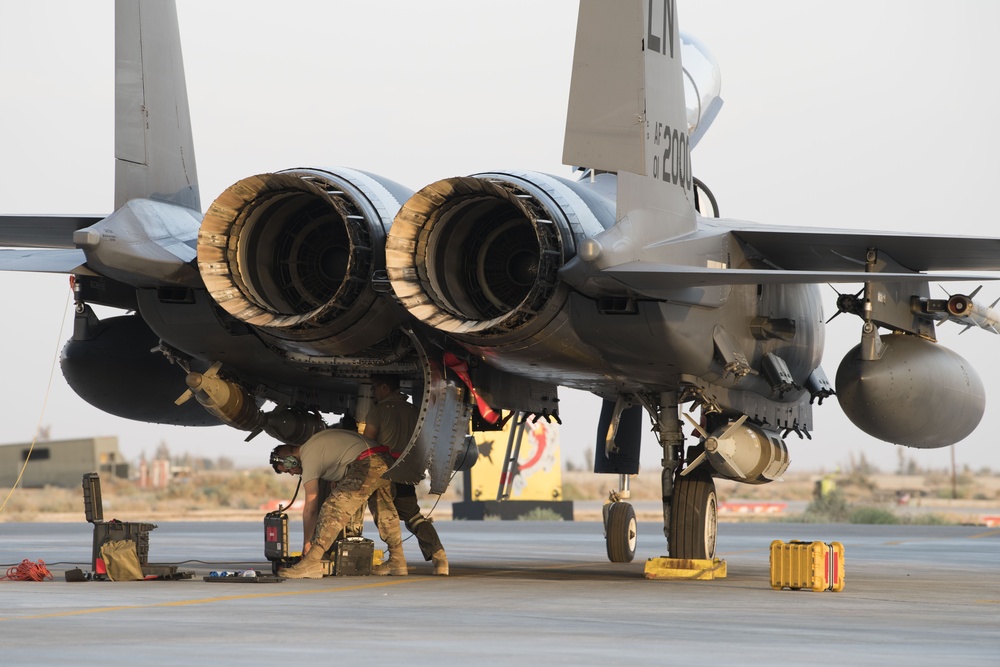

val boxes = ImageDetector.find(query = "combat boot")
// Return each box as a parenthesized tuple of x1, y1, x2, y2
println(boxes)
(278, 547, 325, 579)
(373, 549, 408, 576)
(431, 549, 449, 576)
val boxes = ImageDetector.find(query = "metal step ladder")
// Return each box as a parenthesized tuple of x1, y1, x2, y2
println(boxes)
(496, 411, 529, 501)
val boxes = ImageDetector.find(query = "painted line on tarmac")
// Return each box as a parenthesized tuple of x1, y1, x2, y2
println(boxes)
(967, 528, 1000, 539)
(0, 577, 428, 622)
(884, 528, 1000, 545)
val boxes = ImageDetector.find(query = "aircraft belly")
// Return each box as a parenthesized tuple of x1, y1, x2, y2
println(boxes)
(459, 302, 617, 389)
(135, 288, 360, 406)
(453, 281, 825, 399)
(754, 283, 826, 380)
(459, 294, 719, 394)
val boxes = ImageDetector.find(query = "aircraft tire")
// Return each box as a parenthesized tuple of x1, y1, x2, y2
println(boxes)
(605, 501, 637, 563)
(668, 469, 717, 560)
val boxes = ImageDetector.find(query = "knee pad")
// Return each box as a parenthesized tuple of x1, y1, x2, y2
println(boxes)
(405, 514, 431, 532)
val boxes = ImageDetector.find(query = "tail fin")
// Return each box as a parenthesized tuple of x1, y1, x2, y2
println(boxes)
(114, 0, 199, 211)
(563, 0, 695, 239)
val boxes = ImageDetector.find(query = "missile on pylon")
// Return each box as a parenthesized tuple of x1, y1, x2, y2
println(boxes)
(945, 294, 1000, 334)
(176, 363, 266, 431)
(175, 363, 327, 442)
(680, 414, 790, 484)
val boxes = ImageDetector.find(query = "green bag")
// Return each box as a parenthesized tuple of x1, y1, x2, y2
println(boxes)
(100, 539, 144, 581)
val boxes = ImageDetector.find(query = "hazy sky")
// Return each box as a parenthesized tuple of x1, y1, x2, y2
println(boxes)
(1, 1, 999, 477)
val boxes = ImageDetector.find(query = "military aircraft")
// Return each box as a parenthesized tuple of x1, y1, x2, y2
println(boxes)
(3, 0, 1000, 563)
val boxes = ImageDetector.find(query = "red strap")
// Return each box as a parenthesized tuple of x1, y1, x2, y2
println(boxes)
(355, 445, 391, 461)
(443, 352, 499, 424)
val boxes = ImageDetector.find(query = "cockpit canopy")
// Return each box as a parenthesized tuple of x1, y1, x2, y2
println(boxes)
(682, 32, 723, 149)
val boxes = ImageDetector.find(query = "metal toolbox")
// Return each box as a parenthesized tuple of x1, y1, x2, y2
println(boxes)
(769, 540, 845, 592)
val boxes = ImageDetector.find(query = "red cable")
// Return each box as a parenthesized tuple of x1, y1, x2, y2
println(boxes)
(1, 559, 53, 582)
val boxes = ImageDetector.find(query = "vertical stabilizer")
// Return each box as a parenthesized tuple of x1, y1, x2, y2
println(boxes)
(115, 0, 199, 211)
(563, 0, 696, 245)
(562, 0, 645, 176)
(564, 0, 693, 184)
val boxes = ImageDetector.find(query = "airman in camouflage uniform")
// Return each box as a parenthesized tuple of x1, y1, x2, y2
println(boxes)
(270, 429, 407, 578)
(365, 374, 449, 575)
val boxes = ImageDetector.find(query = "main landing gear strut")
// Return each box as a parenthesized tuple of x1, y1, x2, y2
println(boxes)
(602, 391, 718, 562)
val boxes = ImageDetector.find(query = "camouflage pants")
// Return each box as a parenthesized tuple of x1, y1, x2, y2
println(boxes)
(346, 482, 445, 561)
(373, 483, 444, 561)
(311, 454, 401, 554)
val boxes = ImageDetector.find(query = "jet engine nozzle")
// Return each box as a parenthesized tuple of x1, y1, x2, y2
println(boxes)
(387, 173, 582, 344)
(198, 168, 411, 357)
(836, 333, 985, 447)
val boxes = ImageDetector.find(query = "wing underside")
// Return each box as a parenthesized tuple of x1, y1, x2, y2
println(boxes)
(736, 226, 1000, 272)
(0, 214, 100, 274)
(565, 225, 1000, 300)
(0, 248, 88, 273)
(0, 215, 102, 249)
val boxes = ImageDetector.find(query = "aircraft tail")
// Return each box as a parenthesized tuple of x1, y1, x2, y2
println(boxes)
(563, 0, 696, 244)
(114, 0, 200, 211)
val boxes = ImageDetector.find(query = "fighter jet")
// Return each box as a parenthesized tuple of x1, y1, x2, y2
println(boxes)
(2, 0, 999, 563)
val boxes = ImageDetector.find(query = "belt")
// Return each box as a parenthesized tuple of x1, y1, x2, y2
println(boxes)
(355, 445, 391, 461)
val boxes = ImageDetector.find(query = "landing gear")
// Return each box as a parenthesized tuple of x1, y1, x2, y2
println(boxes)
(602, 390, 720, 563)
(668, 468, 717, 560)
(604, 501, 637, 563)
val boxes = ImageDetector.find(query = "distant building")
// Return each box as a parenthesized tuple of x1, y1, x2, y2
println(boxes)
(0, 437, 128, 488)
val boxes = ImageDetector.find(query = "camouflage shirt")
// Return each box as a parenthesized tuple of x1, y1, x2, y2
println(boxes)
(299, 429, 375, 484)
(364, 392, 418, 456)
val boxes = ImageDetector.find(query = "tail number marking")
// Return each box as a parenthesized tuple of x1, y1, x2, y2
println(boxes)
(652, 123, 692, 191)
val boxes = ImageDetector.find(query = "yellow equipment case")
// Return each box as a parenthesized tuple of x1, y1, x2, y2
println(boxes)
(769, 540, 845, 592)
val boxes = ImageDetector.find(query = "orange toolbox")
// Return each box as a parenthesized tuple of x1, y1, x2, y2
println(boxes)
(769, 540, 845, 592)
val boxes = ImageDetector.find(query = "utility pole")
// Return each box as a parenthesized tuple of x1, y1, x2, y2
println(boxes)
(950, 446, 958, 500)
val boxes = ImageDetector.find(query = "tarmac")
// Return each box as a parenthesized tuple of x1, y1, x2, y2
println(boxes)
(0, 519, 998, 666)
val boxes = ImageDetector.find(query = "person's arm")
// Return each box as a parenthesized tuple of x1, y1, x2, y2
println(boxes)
(301, 478, 320, 554)
(363, 404, 380, 442)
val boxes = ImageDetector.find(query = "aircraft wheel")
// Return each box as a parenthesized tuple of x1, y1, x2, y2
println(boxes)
(605, 502, 637, 563)
(668, 469, 717, 560)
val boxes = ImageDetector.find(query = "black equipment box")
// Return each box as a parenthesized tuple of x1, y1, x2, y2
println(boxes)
(264, 511, 298, 574)
(92, 521, 157, 575)
(83, 473, 158, 579)
(333, 537, 374, 576)
(83, 472, 104, 523)
(264, 510, 373, 576)
(264, 511, 290, 562)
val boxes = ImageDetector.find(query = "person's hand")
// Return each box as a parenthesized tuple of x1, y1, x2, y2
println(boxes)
(303, 542, 311, 555)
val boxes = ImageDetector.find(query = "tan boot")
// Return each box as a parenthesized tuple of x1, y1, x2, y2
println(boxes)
(279, 548, 325, 579)
(373, 550, 408, 576)
(431, 549, 449, 576)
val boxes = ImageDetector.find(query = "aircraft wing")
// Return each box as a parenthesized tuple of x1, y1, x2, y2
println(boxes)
(734, 225, 1000, 272)
(0, 215, 102, 249)
(0, 214, 100, 275)
(603, 263, 973, 288)
(562, 223, 1000, 300)
(0, 248, 88, 273)
(579, 263, 990, 301)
